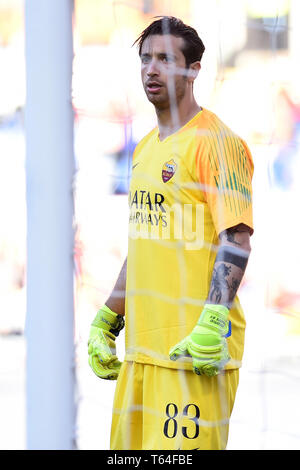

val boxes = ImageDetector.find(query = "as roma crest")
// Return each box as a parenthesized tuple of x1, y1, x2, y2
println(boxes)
(162, 159, 177, 183)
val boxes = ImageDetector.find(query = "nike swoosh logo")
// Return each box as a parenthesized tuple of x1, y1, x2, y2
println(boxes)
(132, 162, 139, 170)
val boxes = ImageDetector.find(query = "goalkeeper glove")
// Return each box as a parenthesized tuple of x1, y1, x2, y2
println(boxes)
(169, 304, 231, 377)
(88, 305, 125, 380)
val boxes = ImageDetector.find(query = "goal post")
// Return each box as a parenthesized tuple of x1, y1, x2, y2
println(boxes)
(25, 0, 76, 450)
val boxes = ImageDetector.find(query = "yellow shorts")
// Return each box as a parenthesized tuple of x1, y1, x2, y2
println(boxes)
(110, 361, 239, 450)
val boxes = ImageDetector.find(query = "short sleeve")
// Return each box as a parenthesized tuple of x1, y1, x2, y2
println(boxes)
(196, 131, 254, 236)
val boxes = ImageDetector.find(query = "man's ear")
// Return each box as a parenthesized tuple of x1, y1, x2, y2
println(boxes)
(187, 61, 201, 83)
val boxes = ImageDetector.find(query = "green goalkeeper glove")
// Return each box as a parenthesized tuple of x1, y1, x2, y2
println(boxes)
(169, 304, 231, 377)
(88, 305, 125, 380)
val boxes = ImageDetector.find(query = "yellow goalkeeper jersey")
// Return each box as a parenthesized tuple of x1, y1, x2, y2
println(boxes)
(125, 108, 254, 370)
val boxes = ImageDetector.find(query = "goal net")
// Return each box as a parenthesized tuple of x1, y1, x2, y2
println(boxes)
(70, 0, 300, 450)
(0, 0, 299, 451)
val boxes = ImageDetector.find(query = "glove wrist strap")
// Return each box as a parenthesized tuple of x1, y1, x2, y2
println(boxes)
(197, 304, 229, 336)
(92, 305, 125, 336)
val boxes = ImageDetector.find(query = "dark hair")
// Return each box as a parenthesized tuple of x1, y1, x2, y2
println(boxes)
(133, 16, 205, 67)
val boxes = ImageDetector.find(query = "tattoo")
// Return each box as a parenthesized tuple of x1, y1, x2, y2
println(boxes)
(215, 245, 249, 271)
(221, 225, 250, 246)
(208, 260, 247, 308)
(230, 278, 240, 293)
(208, 226, 251, 308)
(224, 229, 241, 246)
(209, 264, 232, 304)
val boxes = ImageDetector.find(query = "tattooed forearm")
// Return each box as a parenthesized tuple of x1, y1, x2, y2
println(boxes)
(207, 244, 250, 308)
(207, 225, 251, 308)
(208, 262, 245, 308)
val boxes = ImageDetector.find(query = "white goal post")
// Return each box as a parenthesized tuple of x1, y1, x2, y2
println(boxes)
(25, 0, 76, 450)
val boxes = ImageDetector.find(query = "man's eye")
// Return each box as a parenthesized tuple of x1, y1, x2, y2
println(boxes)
(141, 56, 151, 64)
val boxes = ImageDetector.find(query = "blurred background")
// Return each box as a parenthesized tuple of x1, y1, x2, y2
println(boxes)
(1, 0, 300, 450)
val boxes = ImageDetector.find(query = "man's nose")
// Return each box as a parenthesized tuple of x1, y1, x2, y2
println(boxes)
(146, 59, 160, 76)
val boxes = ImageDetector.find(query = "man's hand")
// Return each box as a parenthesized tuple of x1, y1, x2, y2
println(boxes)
(169, 304, 231, 377)
(88, 305, 125, 380)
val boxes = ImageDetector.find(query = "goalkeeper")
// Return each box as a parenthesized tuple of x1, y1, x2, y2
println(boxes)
(88, 16, 254, 450)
